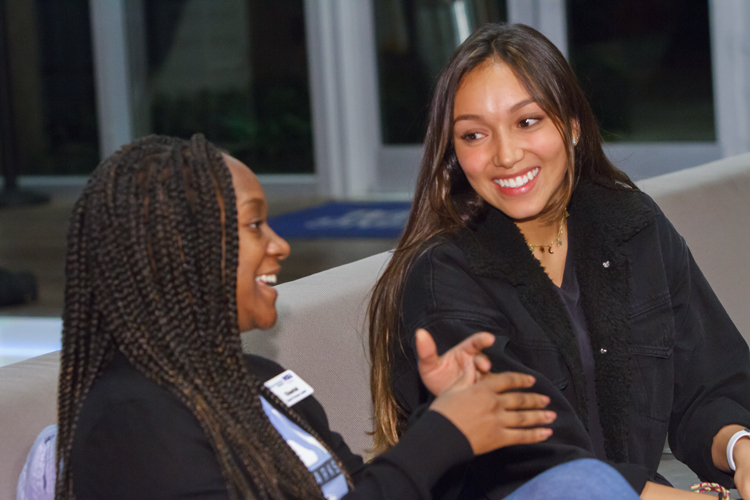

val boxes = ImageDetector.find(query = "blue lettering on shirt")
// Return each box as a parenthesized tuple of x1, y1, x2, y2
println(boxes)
(260, 396, 349, 500)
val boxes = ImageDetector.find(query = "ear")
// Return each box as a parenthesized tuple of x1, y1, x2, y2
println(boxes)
(571, 119, 581, 145)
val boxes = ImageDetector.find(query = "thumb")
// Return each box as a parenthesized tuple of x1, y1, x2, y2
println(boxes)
(416, 328, 439, 372)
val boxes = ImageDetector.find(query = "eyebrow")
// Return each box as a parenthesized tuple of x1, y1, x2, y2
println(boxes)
(453, 99, 537, 125)
(238, 198, 264, 210)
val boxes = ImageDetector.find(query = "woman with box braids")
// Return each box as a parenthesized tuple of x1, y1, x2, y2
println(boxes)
(56, 134, 333, 499)
(50, 132, 634, 500)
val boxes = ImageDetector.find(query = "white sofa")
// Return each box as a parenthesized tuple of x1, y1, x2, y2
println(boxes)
(2, 152, 750, 500)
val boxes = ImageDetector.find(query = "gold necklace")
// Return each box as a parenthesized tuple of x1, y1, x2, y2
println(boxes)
(527, 211, 569, 254)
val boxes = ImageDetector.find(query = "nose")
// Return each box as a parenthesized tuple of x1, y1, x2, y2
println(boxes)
(267, 225, 290, 261)
(492, 133, 523, 169)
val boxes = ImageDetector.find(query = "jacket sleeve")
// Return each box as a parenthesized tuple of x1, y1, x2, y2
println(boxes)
(248, 354, 476, 499)
(292, 386, 474, 500)
(343, 410, 473, 499)
(656, 209, 750, 487)
(395, 243, 649, 496)
(73, 398, 231, 500)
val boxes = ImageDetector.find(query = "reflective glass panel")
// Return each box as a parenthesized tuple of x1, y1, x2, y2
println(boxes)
(2, 0, 99, 175)
(139, 0, 313, 174)
(375, 0, 507, 144)
(567, 0, 715, 142)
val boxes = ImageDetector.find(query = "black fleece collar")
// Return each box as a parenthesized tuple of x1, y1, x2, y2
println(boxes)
(455, 179, 656, 462)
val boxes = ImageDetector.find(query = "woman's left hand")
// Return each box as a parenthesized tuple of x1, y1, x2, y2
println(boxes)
(732, 438, 750, 498)
(416, 328, 494, 396)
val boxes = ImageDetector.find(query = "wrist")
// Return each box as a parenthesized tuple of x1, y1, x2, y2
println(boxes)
(726, 427, 750, 471)
(733, 436, 750, 470)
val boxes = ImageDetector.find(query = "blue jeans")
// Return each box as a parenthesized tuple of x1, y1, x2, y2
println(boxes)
(506, 459, 640, 500)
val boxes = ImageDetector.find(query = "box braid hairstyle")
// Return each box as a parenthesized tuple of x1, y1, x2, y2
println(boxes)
(56, 134, 350, 499)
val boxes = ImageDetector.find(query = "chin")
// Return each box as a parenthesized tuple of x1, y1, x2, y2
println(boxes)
(258, 316, 278, 330)
(238, 311, 278, 332)
(493, 202, 547, 222)
(253, 312, 279, 331)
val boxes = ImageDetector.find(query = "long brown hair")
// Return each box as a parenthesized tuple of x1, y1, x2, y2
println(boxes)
(368, 23, 636, 453)
(57, 134, 348, 499)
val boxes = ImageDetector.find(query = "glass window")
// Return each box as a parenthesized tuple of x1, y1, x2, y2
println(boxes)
(567, 0, 715, 142)
(2, 0, 99, 175)
(375, 0, 507, 144)
(138, 0, 313, 174)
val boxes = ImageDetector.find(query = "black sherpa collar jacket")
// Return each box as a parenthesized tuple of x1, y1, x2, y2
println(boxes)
(393, 179, 750, 498)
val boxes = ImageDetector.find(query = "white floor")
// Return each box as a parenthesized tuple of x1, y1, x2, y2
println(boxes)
(0, 316, 62, 367)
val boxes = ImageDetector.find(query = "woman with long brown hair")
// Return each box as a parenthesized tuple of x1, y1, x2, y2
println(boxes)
(369, 23, 750, 500)
(49, 133, 643, 500)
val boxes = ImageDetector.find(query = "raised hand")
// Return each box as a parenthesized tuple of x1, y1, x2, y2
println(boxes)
(429, 366, 555, 455)
(416, 328, 494, 396)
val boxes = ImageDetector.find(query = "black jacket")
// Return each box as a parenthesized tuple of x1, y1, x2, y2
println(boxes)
(72, 352, 472, 499)
(394, 179, 750, 498)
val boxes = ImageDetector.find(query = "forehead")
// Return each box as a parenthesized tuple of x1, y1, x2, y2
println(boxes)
(222, 154, 264, 203)
(454, 60, 531, 110)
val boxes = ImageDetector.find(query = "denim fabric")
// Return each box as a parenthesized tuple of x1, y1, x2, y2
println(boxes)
(506, 459, 639, 500)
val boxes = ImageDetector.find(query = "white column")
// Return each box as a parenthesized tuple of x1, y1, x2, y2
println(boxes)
(508, 0, 567, 58)
(507, 0, 537, 26)
(709, 0, 750, 157)
(304, 0, 381, 199)
(89, 0, 133, 158)
(537, 0, 568, 58)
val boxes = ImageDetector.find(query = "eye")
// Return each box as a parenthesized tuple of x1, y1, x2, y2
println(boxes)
(246, 220, 264, 232)
(519, 117, 542, 128)
(460, 131, 487, 142)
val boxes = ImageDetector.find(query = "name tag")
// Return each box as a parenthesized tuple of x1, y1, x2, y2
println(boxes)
(264, 370, 314, 407)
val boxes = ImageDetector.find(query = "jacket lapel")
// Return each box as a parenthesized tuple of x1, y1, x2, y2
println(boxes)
(455, 179, 655, 462)
(456, 207, 589, 428)
(569, 180, 654, 462)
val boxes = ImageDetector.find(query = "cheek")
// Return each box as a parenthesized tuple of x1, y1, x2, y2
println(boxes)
(533, 131, 567, 166)
(454, 145, 487, 180)
(235, 238, 260, 295)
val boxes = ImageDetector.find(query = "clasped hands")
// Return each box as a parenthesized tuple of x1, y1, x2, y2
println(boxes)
(415, 328, 556, 454)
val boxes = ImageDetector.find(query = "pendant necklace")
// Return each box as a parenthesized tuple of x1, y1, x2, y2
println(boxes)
(527, 211, 569, 255)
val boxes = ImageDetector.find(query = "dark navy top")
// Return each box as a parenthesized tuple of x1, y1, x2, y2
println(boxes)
(555, 243, 608, 460)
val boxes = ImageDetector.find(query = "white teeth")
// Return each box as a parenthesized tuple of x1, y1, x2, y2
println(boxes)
(256, 274, 277, 285)
(494, 167, 539, 188)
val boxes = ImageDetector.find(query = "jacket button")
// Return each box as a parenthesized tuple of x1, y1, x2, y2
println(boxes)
(600, 348, 608, 354)
(602, 261, 610, 268)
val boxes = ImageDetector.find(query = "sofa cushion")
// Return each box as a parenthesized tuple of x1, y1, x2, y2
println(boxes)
(0, 351, 59, 500)
(242, 251, 391, 458)
(639, 152, 750, 343)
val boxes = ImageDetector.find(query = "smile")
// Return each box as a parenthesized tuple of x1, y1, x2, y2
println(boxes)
(493, 167, 540, 188)
(256, 274, 277, 286)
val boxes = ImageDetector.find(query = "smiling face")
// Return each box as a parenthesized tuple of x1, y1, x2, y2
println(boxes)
(224, 154, 290, 332)
(452, 60, 573, 224)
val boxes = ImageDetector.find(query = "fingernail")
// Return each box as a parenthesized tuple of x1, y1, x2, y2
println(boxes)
(542, 428, 553, 437)
(546, 411, 557, 420)
(527, 375, 536, 384)
(543, 396, 550, 404)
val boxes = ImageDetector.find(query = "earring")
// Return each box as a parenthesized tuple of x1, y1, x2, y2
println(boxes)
(573, 135, 578, 146)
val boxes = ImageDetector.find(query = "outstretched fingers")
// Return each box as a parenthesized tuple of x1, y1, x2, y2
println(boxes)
(415, 328, 439, 369)
(473, 353, 492, 375)
(459, 331, 496, 354)
(501, 426, 554, 445)
(502, 407, 556, 428)
(482, 371, 537, 393)
(498, 391, 550, 411)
